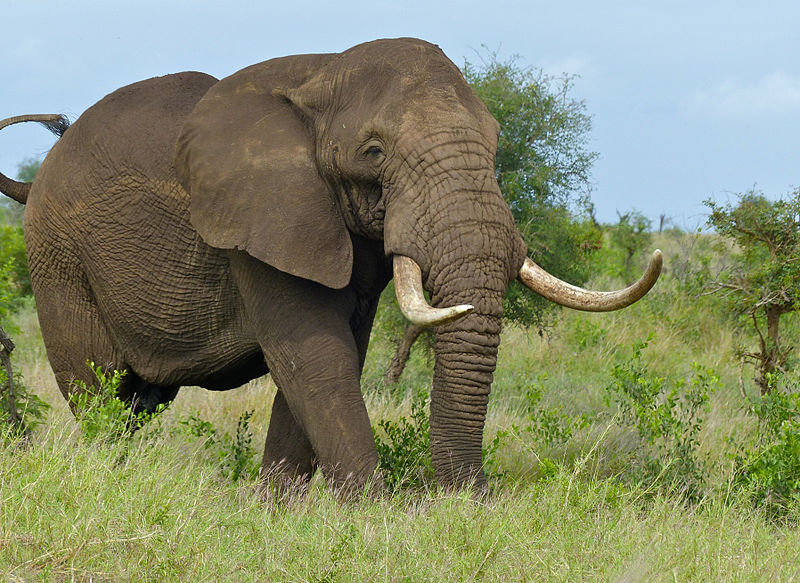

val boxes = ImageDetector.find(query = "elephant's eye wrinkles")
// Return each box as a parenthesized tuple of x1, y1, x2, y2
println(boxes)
(364, 145, 385, 163)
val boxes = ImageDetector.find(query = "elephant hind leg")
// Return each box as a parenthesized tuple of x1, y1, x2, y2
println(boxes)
(42, 307, 178, 416)
(259, 389, 317, 499)
(29, 255, 134, 413)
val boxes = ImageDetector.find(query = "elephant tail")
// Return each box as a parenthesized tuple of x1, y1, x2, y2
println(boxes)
(0, 114, 70, 204)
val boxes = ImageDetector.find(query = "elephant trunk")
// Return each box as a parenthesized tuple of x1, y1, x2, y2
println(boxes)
(429, 311, 502, 487)
(425, 227, 513, 489)
(384, 134, 524, 487)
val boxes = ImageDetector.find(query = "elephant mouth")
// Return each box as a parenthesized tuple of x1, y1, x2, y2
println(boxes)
(338, 180, 386, 239)
(392, 251, 663, 326)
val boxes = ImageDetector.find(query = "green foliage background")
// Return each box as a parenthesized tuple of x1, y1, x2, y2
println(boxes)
(705, 189, 800, 391)
(706, 189, 800, 319)
(464, 54, 601, 327)
(0, 158, 39, 320)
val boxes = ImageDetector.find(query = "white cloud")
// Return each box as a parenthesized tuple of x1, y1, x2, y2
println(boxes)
(688, 71, 800, 119)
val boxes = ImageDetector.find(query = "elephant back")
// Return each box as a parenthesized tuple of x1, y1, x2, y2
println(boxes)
(28, 71, 218, 215)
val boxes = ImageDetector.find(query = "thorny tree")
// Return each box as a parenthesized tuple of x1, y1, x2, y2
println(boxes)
(705, 189, 800, 394)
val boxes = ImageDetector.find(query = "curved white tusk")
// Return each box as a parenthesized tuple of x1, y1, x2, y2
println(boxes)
(518, 250, 663, 312)
(393, 255, 474, 326)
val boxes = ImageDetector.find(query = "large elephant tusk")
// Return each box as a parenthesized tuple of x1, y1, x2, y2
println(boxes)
(518, 250, 663, 312)
(393, 255, 474, 326)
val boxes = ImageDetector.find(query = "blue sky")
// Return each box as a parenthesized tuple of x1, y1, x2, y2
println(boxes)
(1, 1, 798, 226)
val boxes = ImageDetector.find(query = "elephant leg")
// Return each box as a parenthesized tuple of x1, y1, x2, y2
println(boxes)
(30, 259, 127, 410)
(352, 296, 381, 377)
(30, 253, 177, 416)
(259, 389, 317, 497)
(264, 333, 379, 495)
(260, 295, 381, 499)
(229, 253, 380, 495)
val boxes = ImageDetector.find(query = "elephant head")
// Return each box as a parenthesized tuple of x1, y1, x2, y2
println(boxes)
(175, 38, 660, 489)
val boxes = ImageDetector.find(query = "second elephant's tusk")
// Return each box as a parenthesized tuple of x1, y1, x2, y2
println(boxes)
(393, 255, 474, 327)
(518, 250, 663, 312)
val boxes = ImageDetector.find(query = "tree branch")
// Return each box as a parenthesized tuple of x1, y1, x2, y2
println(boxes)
(0, 326, 20, 426)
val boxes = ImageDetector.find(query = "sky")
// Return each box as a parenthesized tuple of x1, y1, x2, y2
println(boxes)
(1, 1, 798, 226)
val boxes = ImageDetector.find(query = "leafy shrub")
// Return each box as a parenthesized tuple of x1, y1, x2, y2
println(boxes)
(179, 410, 259, 482)
(373, 390, 433, 491)
(69, 362, 164, 443)
(521, 375, 589, 447)
(565, 316, 608, 350)
(0, 158, 38, 318)
(590, 210, 653, 284)
(732, 374, 800, 519)
(0, 224, 30, 320)
(482, 374, 589, 481)
(604, 337, 719, 500)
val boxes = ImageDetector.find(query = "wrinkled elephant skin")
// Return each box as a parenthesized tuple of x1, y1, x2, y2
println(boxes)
(0, 38, 660, 493)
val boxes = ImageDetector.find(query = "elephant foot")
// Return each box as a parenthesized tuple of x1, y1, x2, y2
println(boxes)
(258, 462, 386, 506)
(315, 463, 386, 504)
(257, 462, 315, 506)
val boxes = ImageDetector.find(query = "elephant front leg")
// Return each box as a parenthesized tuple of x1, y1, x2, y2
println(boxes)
(269, 354, 379, 497)
(230, 253, 381, 497)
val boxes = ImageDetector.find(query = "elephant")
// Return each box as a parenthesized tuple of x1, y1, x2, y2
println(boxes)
(0, 38, 661, 493)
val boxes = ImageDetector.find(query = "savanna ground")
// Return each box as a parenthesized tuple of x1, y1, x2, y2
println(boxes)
(2, 229, 800, 582)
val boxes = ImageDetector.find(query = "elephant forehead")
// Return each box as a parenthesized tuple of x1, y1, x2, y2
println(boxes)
(389, 86, 495, 139)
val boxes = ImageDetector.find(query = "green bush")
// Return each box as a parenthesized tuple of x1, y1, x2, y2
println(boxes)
(373, 390, 433, 491)
(0, 157, 38, 319)
(604, 337, 719, 500)
(590, 210, 653, 284)
(0, 224, 30, 320)
(519, 374, 589, 447)
(482, 373, 589, 482)
(0, 362, 49, 442)
(732, 374, 800, 519)
(705, 189, 800, 392)
(69, 362, 165, 443)
(179, 409, 259, 483)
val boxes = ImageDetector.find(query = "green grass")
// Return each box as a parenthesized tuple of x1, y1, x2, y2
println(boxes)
(3, 423, 799, 581)
(3, 231, 800, 580)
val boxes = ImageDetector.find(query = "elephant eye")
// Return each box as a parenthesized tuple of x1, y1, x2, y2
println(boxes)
(364, 145, 385, 159)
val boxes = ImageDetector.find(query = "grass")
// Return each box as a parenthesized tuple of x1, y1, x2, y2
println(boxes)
(3, 425, 800, 581)
(3, 231, 800, 580)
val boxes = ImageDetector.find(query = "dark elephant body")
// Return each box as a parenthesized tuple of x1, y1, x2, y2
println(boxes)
(4, 38, 660, 492)
(28, 67, 394, 484)
(29, 72, 267, 392)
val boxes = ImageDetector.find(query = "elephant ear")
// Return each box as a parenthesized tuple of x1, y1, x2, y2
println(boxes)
(175, 54, 353, 289)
